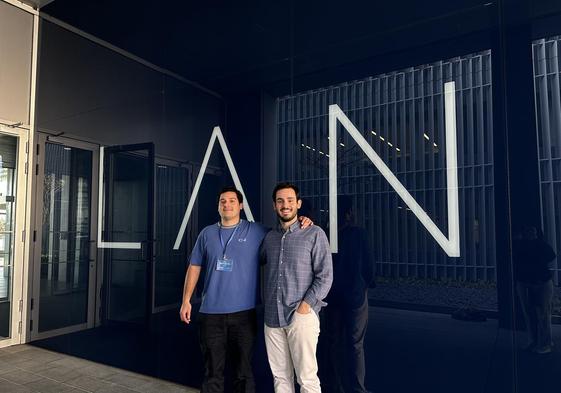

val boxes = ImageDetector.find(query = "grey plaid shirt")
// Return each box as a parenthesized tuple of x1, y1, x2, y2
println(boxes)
(261, 221, 333, 328)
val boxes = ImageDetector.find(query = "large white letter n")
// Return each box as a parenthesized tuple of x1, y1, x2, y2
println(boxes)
(328, 81, 460, 257)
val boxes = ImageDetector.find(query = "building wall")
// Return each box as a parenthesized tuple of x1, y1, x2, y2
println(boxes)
(36, 19, 225, 164)
(0, 1, 33, 124)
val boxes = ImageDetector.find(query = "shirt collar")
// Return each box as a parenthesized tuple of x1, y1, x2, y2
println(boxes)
(277, 219, 300, 233)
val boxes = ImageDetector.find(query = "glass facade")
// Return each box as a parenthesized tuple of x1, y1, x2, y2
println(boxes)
(534, 36, 561, 305)
(279, 51, 497, 310)
(154, 164, 191, 308)
(0, 0, 560, 392)
(39, 143, 92, 332)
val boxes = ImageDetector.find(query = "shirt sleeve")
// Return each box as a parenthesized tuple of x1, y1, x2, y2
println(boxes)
(189, 230, 206, 266)
(303, 228, 333, 307)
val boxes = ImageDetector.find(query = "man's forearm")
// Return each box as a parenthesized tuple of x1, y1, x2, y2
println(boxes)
(182, 264, 201, 303)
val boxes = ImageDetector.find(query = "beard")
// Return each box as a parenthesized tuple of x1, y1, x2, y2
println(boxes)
(277, 210, 297, 222)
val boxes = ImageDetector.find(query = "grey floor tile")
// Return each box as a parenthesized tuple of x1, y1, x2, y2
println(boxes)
(96, 384, 139, 393)
(79, 364, 119, 379)
(36, 365, 85, 383)
(48, 357, 92, 370)
(133, 381, 199, 393)
(0, 369, 44, 385)
(103, 373, 153, 389)
(0, 345, 33, 354)
(0, 346, 200, 393)
(14, 359, 60, 373)
(0, 359, 18, 374)
(66, 375, 116, 392)
(25, 377, 81, 393)
(0, 377, 35, 393)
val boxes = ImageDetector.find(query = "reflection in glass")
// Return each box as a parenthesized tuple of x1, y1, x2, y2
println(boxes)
(533, 36, 561, 317)
(103, 150, 150, 323)
(39, 143, 92, 332)
(155, 164, 190, 308)
(278, 50, 496, 311)
(0, 134, 17, 339)
(324, 195, 373, 393)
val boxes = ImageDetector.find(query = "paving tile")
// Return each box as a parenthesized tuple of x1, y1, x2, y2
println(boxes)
(20, 348, 65, 363)
(0, 359, 18, 374)
(103, 373, 153, 389)
(1, 345, 34, 354)
(133, 381, 199, 393)
(14, 358, 60, 373)
(0, 377, 35, 393)
(36, 365, 85, 382)
(80, 364, 119, 379)
(48, 356, 92, 370)
(0, 345, 200, 393)
(3, 352, 37, 365)
(66, 375, 116, 392)
(25, 377, 81, 393)
(0, 369, 44, 385)
(96, 383, 139, 393)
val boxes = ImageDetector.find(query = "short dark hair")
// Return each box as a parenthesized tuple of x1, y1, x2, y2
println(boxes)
(217, 186, 243, 204)
(272, 182, 300, 202)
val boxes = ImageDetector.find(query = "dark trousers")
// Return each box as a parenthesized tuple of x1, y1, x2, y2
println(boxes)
(324, 294, 369, 393)
(198, 309, 256, 393)
(516, 280, 554, 349)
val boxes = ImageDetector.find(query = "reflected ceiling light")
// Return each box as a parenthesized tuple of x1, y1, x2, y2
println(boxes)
(371, 131, 377, 135)
(312, 148, 316, 151)
(339, 142, 345, 147)
(396, 147, 401, 152)
(433, 142, 438, 147)
(423, 133, 430, 140)
(63, 147, 72, 151)
(301, 144, 305, 147)
(387, 142, 393, 147)
(319, 151, 325, 155)
(306, 145, 311, 149)
(380, 136, 385, 141)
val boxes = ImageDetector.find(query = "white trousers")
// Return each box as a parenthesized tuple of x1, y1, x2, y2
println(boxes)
(264, 311, 321, 393)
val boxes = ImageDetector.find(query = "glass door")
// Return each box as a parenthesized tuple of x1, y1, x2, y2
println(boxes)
(153, 160, 191, 313)
(100, 143, 154, 325)
(0, 125, 28, 348)
(31, 135, 99, 340)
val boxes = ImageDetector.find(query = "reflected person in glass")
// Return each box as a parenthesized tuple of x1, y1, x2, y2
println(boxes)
(513, 225, 556, 354)
(324, 195, 375, 393)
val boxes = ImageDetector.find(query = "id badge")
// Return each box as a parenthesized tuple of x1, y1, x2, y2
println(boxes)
(216, 258, 234, 272)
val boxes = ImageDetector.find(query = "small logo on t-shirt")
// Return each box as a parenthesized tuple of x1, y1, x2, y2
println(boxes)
(238, 238, 247, 242)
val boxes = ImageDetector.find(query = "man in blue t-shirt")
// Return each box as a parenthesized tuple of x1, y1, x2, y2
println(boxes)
(179, 186, 310, 393)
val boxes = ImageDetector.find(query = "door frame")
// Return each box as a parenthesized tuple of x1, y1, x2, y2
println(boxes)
(0, 125, 29, 348)
(29, 133, 99, 341)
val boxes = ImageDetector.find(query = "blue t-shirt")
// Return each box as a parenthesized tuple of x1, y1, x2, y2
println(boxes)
(189, 220, 268, 314)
